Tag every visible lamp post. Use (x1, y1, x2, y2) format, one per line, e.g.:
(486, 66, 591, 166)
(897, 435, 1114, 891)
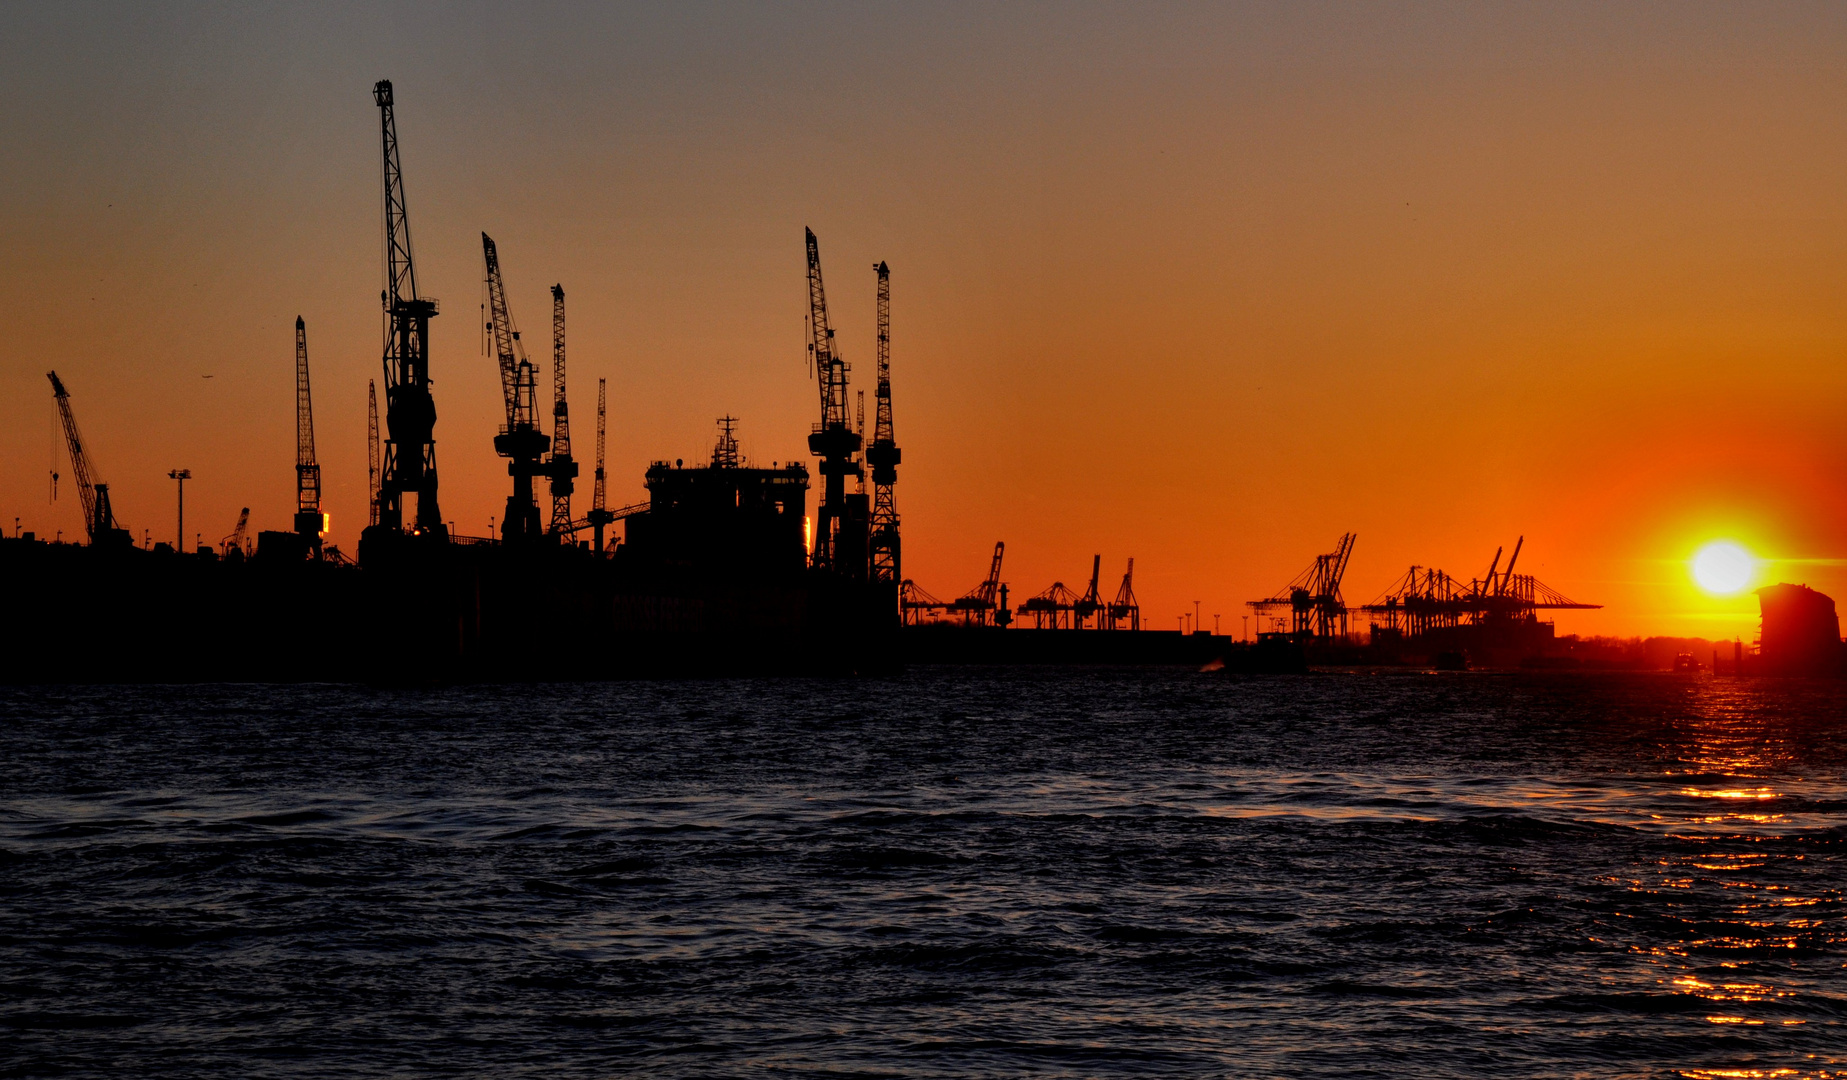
(167, 469, 191, 552)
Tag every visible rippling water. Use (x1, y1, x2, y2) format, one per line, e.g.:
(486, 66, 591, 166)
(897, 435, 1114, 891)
(3, 670, 1844, 1077)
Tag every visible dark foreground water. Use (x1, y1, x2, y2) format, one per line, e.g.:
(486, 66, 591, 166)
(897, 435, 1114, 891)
(2, 670, 1844, 1078)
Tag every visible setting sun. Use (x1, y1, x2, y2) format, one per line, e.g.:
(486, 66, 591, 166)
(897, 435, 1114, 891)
(1692, 541, 1756, 595)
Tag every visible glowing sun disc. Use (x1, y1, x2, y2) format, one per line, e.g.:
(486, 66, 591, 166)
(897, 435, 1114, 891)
(1692, 541, 1755, 595)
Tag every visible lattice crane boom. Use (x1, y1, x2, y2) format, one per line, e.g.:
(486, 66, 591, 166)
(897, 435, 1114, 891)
(294, 317, 321, 546)
(803, 228, 863, 577)
(1327, 532, 1355, 602)
(866, 260, 901, 591)
(366, 380, 380, 527)
(482, 232, 549, 542)
(482, 233, 524, 426)
(378, 83, 418, 315)
(980, 541, 1005, 607)
(46, 371, 123, 546)
(806, 229, 849, 431)
(585, 377, 614, 554)
(547, 283, 576, 534)
(593, 379, 607, 514)
(222, 507, 249, 557)
(370, 79, 443, 540)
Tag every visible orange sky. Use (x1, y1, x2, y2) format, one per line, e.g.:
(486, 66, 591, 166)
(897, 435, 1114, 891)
(3, 4, 1844, 640)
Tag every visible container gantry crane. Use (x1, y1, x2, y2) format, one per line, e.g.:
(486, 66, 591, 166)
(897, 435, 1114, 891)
(1360, 538, 1599, 636)
(803, 229, 866, 579)
(1073, 555, 1103, 628)
(1248, 533, 1356, 641)
(1361, 565, 1465, 637)
(866, 260, 901, 595)
(949, 542, 1010, 626)
(482, 233, 550, 544)
(1019, 580, 1081, 630)
(293, 317, 322, 556)
(365, 80, 445, 552)
(46, 371, 130, 548)
(1107, 558, 1140, 630)
(899, 579, 951, 625)
(547, 283, 577, 537)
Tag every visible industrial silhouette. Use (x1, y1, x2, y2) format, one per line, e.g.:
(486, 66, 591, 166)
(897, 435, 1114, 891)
(19, 77, 1822, 682)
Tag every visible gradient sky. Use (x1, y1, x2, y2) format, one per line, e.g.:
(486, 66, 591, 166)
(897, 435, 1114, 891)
(3, 2, 1845, 639)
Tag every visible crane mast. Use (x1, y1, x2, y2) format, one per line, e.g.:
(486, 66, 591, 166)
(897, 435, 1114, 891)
(368, 79, 445, 547)
(586, 377, 613, 554)
(293, 317, 322, 554)
(593, 379, 607, 513)
(803, 228, 865, 578)
(547, 283, 577, 536)
(366, 380, 380, 527)
(866, 260, 901, 593)
(46, 371, 128, 547)
(482, 233, 550, 543)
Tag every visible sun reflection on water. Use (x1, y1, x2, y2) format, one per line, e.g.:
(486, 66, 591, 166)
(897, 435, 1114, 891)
(1682, 788, 1779, 800)
(1606, 682, 1846, 1075)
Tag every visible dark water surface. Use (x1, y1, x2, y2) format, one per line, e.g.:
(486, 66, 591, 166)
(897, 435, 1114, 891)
(3, 670, 1844, 1078)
